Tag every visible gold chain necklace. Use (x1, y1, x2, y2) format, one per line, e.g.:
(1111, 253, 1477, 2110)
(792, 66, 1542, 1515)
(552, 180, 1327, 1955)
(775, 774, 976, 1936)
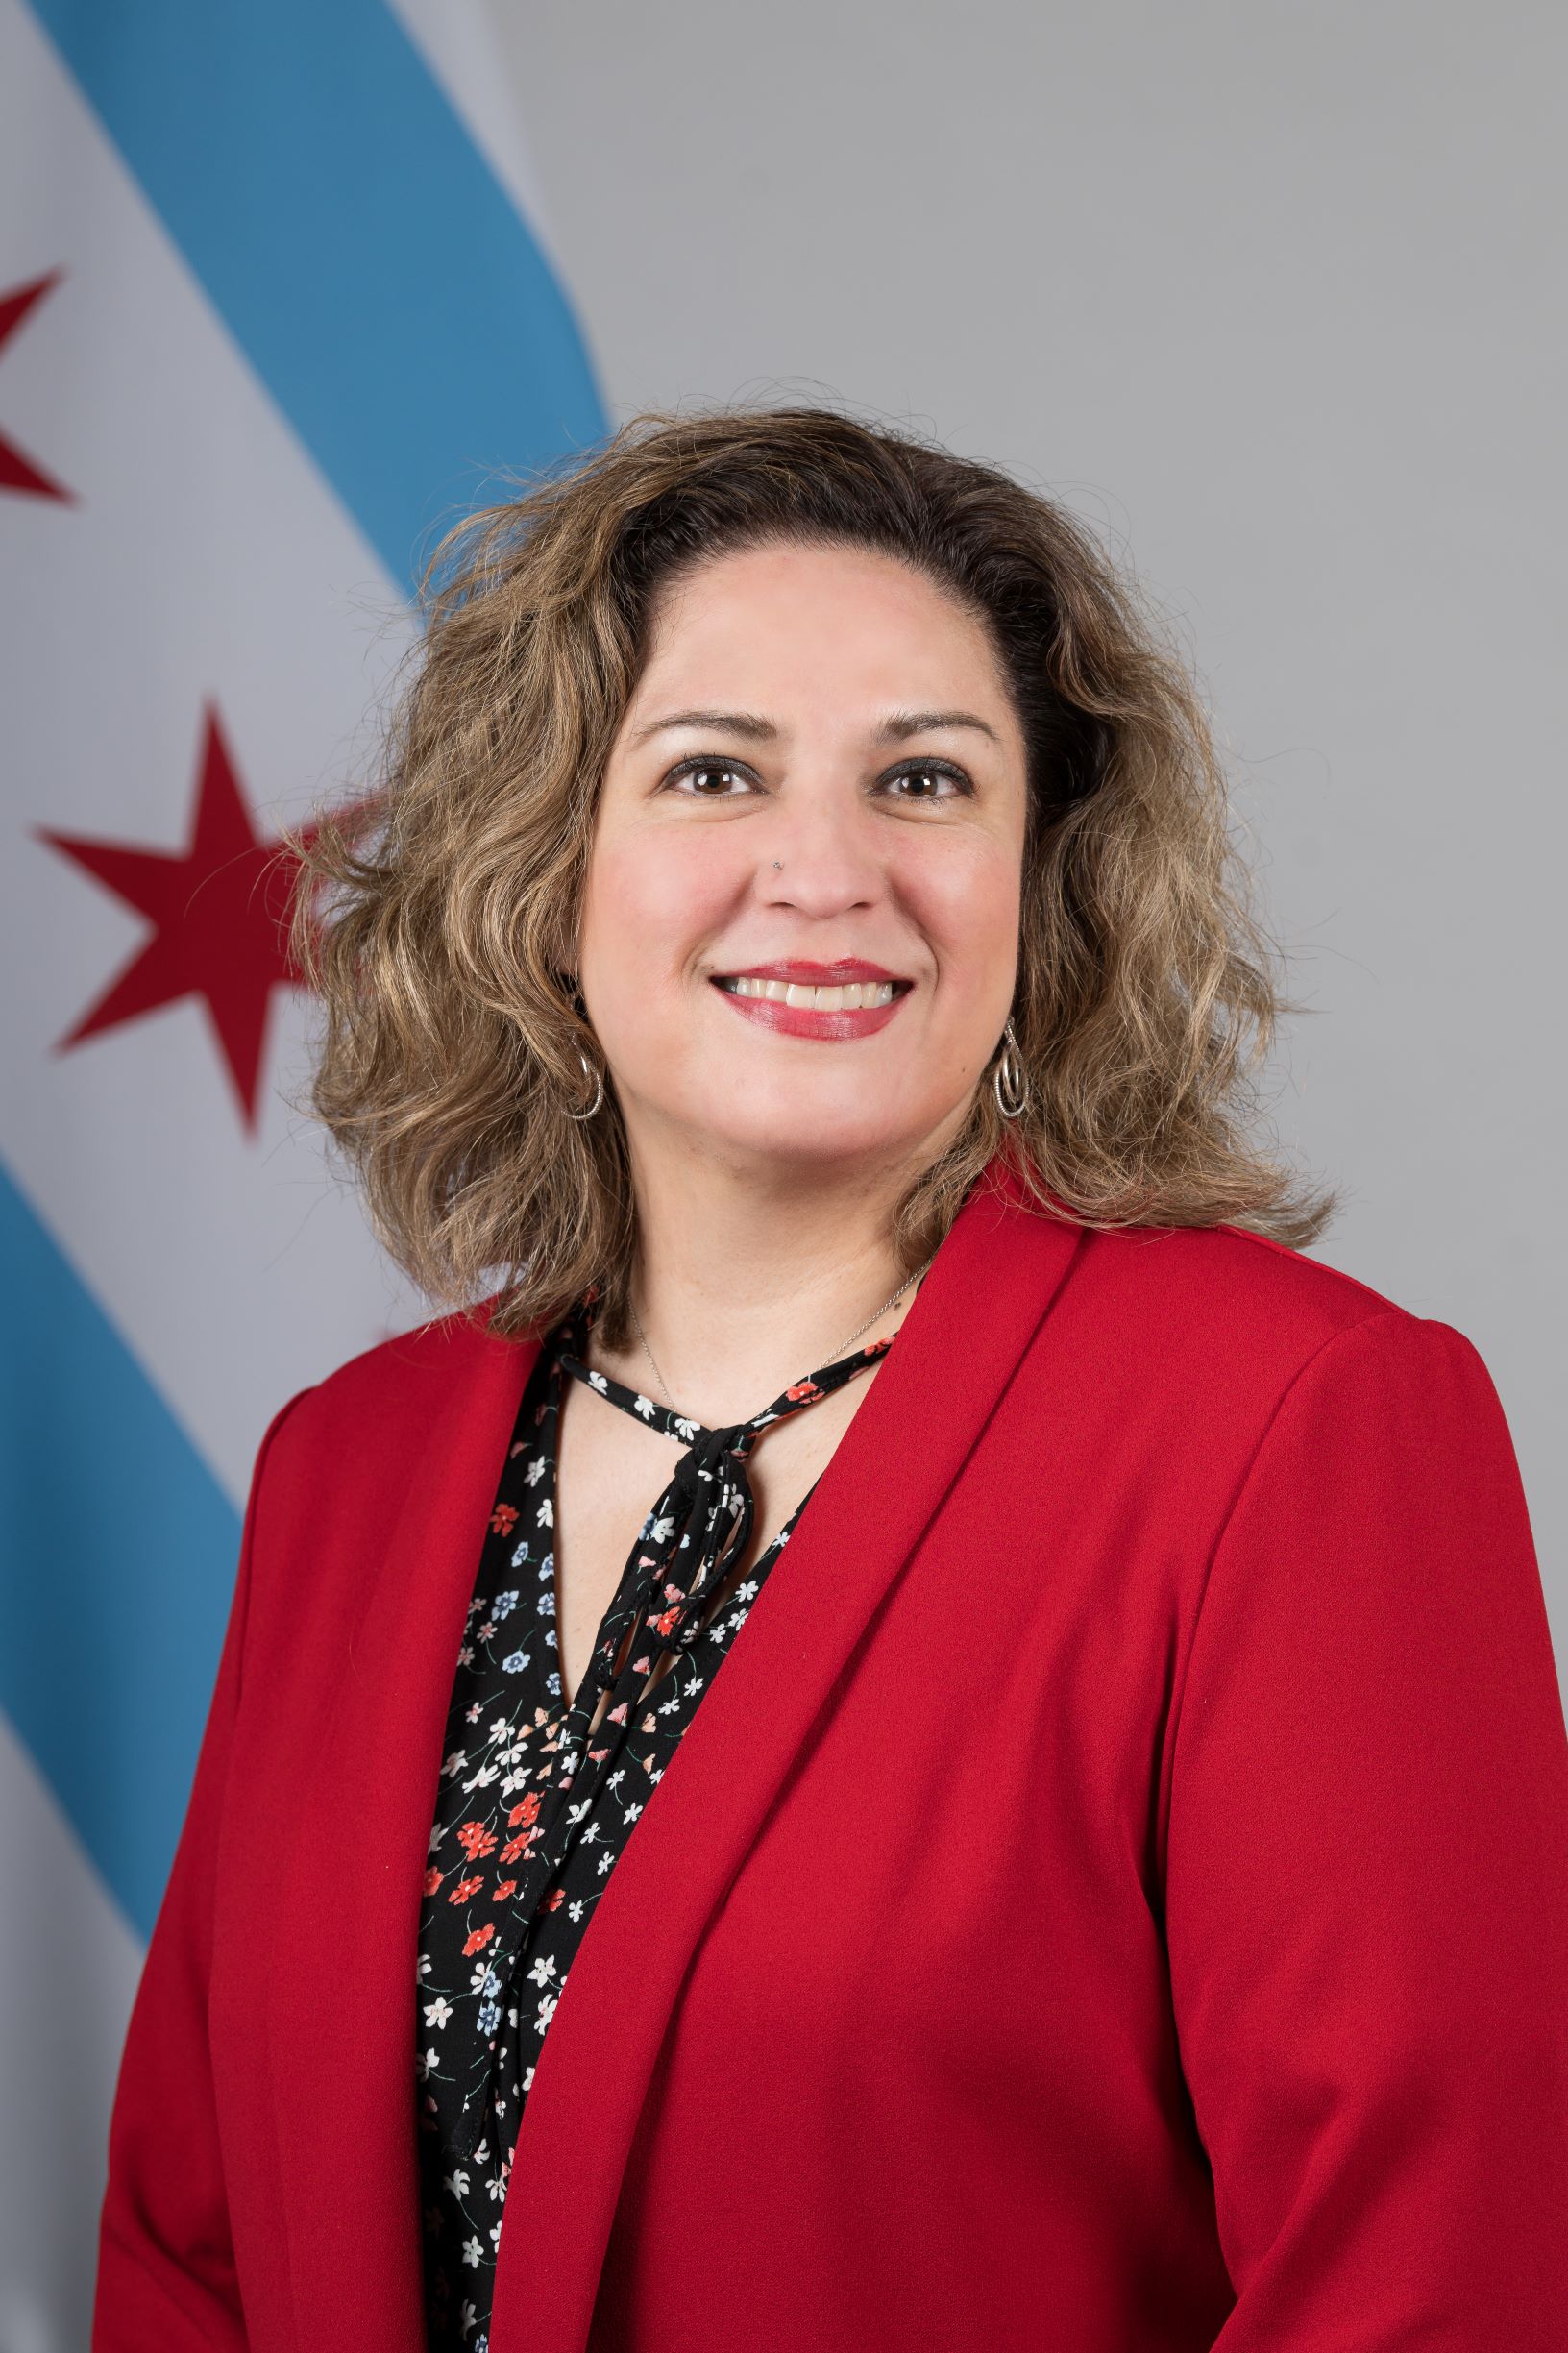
(626, 1251, 937, 1422)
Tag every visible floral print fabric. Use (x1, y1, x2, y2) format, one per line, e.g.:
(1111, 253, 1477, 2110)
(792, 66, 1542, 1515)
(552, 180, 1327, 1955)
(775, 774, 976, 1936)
(415, 1280, 919, 2351)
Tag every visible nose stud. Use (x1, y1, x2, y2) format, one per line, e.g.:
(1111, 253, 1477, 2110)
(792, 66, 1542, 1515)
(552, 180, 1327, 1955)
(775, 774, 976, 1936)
(772, 859, 783, 870)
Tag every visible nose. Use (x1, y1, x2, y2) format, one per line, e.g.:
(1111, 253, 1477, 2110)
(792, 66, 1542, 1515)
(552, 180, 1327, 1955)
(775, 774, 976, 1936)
(758, 793, 882, 914)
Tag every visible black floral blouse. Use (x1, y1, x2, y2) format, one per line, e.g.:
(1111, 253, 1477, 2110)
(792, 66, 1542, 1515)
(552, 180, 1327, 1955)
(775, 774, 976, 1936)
(414, 1278, 923, 2352)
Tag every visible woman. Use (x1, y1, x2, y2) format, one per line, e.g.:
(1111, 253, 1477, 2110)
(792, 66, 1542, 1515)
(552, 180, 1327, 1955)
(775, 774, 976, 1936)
(93, 406, 1568, 2352)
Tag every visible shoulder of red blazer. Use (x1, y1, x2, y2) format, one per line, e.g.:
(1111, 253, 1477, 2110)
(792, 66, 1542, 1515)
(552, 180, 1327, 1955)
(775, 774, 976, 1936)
(251, 1287, 527, 1504)
(1040, 1214, 1464, 1430)
(1012, 1180, 1433, 1377)
(992, 1153, 1426, 1367)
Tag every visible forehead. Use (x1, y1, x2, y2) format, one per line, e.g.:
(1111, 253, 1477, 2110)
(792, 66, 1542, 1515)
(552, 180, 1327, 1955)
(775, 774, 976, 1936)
(628, 541, 1016, 722)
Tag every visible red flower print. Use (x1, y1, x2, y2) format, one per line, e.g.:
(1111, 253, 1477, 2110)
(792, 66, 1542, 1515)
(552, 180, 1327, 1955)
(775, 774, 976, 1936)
(786, 1378, 823, 1403)
(449, 1875, 484, 1904)
(507, 1794, 540, 1829)
(544, 1888, 567, 1912)
(423, 1868, 445, 1897)
(490, 1502, 519, 1537)
(457, 1822, 498, 1862)
(494, 1879, 517, 1901)
(463, 1924, 496, 1957)
(649, 1606, 680, 1636)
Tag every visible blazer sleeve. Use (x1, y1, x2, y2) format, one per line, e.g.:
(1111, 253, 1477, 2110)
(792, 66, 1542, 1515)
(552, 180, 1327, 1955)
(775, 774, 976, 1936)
(92, 1383, 316, 2353)
(1164, 1309, 1568, 2348)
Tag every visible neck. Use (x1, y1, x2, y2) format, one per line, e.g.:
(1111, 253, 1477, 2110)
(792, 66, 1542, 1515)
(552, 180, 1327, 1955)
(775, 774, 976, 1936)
(600, 1136, 941, 1426)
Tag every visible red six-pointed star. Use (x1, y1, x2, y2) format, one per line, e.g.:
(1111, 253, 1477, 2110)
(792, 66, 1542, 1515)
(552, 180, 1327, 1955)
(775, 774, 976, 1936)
(37, 701, 363, 1133)
(0, 269, 73, 502)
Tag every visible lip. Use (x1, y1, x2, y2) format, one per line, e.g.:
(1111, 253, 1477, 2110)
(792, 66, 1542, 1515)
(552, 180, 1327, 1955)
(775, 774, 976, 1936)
(708, 967, 913, 1042)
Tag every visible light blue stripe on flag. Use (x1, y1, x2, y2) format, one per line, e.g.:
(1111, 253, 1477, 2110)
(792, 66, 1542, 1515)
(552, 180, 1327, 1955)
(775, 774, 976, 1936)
(0, 1158, 243, 1942)
(7, 6, 608, 1933)
(25, 0, 608, 592)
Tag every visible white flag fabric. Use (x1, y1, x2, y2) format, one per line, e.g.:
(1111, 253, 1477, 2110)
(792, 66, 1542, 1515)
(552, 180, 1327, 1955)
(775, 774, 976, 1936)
(0, 3, 603, 2341)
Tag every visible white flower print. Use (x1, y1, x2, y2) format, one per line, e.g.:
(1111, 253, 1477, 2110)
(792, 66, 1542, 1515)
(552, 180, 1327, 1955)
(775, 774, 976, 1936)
(416, 1287, 882, 2351)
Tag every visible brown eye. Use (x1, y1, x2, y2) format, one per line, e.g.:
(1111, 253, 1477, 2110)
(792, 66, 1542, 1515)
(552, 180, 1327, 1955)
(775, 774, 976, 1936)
(664, 758, 753, 796)
(885, 761, 971, 800)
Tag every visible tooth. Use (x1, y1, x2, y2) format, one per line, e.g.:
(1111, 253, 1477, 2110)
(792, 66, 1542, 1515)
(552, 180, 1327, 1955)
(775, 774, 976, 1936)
(762, 979, 790, 1002)
(841, 984, 863, 1009)
(783, 983, 812, 1007)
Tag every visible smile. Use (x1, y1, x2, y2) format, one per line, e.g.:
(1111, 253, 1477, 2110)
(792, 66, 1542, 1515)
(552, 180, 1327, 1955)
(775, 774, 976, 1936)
(709, 974, 912, 1040)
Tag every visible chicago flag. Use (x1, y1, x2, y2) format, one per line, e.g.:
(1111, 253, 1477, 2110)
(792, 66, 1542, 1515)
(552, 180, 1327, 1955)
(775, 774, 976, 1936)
(0, 4, 605, 2341)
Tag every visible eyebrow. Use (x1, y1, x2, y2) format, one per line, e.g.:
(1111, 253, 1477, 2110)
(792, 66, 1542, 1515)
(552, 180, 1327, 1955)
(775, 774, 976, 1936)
(627, 706, 1003, 748)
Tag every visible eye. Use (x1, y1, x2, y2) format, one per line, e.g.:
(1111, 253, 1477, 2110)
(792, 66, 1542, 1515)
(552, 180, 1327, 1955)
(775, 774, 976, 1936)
(663, 754, 973, 801)
(661, 756, 756, 797)
(882, 758, 973, 801)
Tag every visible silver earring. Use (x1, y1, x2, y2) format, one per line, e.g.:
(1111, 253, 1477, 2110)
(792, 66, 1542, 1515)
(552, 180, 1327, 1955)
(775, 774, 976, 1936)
(563, 1047, 604, 1120)
(992, 1017, 1029, 1120)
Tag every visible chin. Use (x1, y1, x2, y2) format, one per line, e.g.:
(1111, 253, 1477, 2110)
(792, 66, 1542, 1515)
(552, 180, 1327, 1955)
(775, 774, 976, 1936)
(694, 1102, 936, 1170)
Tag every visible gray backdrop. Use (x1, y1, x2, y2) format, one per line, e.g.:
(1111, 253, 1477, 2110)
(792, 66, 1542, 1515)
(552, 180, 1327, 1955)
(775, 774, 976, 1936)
(489, 0, 1566, 1664)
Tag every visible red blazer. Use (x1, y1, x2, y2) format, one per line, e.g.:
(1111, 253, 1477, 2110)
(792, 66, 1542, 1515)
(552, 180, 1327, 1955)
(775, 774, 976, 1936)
(94, 1155, 1568, 2351)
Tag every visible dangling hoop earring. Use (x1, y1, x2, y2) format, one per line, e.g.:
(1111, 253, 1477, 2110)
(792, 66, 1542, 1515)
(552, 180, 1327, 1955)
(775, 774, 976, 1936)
(563, 1047, 604, 1121)
(992, 1017, 1030, 1120)
(558, 968, 604, 1120)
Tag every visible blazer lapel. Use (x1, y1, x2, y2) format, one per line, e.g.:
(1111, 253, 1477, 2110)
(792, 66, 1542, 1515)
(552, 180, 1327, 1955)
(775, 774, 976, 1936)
(490, 1154, 1085, 2353)
(266, 1311, 539, 2351)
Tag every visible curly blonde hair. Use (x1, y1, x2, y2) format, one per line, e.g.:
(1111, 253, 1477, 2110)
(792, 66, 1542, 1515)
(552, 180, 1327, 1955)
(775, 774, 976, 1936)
(281, 401, 1333, 1352)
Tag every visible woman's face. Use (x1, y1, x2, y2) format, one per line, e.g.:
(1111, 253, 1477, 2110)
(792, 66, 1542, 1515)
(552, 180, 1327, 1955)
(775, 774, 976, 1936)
(576, 539, 1030, 1183)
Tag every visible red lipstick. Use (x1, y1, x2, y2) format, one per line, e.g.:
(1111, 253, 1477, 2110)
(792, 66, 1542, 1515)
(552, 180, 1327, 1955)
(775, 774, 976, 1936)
(707, 958, 913, 1042)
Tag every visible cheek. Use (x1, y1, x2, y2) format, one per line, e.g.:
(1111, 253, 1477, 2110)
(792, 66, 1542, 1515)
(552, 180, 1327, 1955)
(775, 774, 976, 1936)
(584, 832, 734, 975)
(905, 837, 1021, 978)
